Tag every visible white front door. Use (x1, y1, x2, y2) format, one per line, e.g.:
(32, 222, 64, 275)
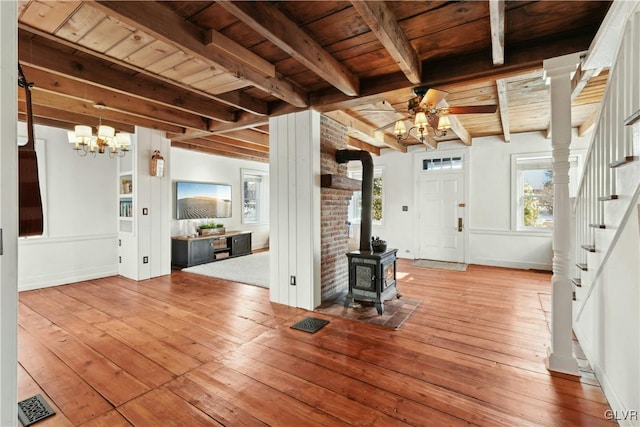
(417, 169, 465, 262)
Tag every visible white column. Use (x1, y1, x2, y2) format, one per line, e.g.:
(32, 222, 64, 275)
(269, 111, 321, 310)
(0, 0, 18, 424)
(543, 53, 581, 375)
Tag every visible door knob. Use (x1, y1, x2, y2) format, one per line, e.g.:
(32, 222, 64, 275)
(458, 217, 463, 232)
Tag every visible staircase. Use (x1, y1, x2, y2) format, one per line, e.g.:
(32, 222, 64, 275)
(573, 8, 640, 315)
(571, 5, 640, 421)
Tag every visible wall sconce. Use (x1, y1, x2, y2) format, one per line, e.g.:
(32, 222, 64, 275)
(150, 150, 165, 177)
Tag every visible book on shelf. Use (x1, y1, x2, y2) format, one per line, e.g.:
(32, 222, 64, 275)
(119, 200, 133, 217)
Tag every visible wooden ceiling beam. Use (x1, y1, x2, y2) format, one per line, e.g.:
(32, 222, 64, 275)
(208, 116, 270, 134)
(438, 100, 471, 145)
(219, 1, 359, 97)
(18, 22, 268, 117)
(218, 129, 269, 148)
(196, 135, 269, 154)
(188, 138, 268, 157)
(347, 137, 381, 156)
(489, 0, 505, 66)
(324, 110, 407, 153)
(18, 100, 135, 133)
(168, 115, 271, 142)
(18, 112, 93, 131)
(93, 1, 308, 108)
(218, 90, 269, 117)
(21, 65, 209, 131)
(172, 141, 268, 163)
(204, 29, 275, 78)
(19, 89, 184, 134)
(18, 30, 237, 123)
(350, 1, 421, 85)
(495, 78, 511, 142)
(311, 30, 596, 112)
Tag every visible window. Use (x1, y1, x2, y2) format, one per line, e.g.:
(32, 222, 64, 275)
(513, 155, 579, 230)
(241, 169, 269, 224)
(422, 156, 463, 171)
(348, 167, 383, 225)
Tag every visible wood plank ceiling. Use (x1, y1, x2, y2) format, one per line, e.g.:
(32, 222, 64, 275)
(17, 1, 611, 162)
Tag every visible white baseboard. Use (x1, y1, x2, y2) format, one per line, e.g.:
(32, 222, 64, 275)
(574, 324, 639, 426)
(18, 265, 119, 291)
(470, 256, 551, 271)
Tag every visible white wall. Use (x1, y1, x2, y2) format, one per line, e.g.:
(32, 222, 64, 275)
(468, 131, 587, 269)
(18, 122, 118, 290)
(170, 147, 269, 250)
(348, 146, 419, 259)
(366, 130, 589, 269)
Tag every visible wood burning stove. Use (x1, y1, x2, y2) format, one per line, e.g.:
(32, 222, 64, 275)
(345, 248, 399, 315)
(335, 149, 400, 315)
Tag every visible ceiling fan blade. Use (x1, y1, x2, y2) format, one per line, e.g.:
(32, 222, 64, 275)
(359, 109, 398, 113)
(419, 88, 448, 109)
(446, 105, 498, 114)
(375, 115, 410, 131)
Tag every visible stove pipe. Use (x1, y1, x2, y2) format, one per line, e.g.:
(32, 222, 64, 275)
(335, 149, 373, 252)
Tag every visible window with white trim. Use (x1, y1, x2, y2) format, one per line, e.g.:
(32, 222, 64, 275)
(512, 154, 579, 230)
(348, 167, 383, 225)
(241, 169, 269, 224)
(422, 156, 463, 171)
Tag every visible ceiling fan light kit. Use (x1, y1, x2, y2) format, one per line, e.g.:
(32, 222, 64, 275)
(385, 86, 496, 147)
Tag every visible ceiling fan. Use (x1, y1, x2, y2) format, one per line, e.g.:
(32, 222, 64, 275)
(373, 86, 498, 145)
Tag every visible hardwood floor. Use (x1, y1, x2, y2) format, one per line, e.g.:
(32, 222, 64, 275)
(17, 260, 614, 426)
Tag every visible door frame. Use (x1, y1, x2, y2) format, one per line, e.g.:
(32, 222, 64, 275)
(413, 148, 470, 263)
(0, 1, 19, 424)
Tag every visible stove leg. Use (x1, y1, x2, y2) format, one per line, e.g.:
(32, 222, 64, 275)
(375, 300, 384, 315)
(344, 294, 354, 307)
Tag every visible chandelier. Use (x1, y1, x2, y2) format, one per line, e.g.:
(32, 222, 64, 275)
(393, 112, 451, 144)
(67, 105, 131, 157)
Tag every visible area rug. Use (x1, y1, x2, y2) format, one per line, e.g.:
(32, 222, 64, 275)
(315, 292, 421, 330)
(412, 259, 468, 271)
(182, 251, 269, 288)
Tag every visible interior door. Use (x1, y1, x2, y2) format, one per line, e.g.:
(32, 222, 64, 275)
(418, 170, 465, 262)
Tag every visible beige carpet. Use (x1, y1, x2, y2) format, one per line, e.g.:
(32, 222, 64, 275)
(182, 252, 269, 288)
(413, 259, 468, 271)
(315, 292, 421, 330)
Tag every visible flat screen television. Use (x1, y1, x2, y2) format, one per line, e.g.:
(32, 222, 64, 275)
(175, 181, 232, 220)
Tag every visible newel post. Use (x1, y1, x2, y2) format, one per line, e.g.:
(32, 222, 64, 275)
(543, 53, 581, 375)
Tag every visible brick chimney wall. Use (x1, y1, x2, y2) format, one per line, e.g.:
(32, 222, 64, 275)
(320, 115, 353, 300)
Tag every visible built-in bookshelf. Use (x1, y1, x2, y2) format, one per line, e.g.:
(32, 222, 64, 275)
(118, 151, 134, 234)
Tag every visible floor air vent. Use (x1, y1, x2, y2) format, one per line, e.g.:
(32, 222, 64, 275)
(18, 394, 55, 427)
(290, 317, 329, 333)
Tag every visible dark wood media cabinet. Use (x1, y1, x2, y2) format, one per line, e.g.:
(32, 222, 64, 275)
(171, 231, 252, 268)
